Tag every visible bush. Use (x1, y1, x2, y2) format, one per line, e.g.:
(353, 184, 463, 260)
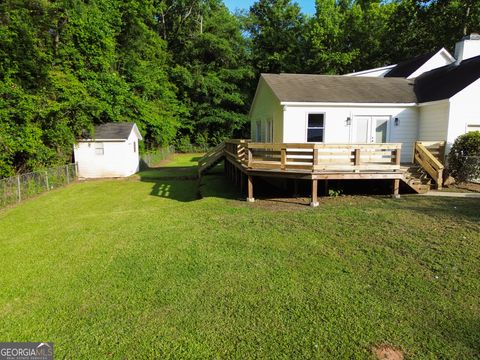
(447, 131, 480, 182)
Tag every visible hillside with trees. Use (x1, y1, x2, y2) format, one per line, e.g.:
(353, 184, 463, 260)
(0, 0, 478, 177)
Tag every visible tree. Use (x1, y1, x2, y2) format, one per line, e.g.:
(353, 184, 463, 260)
(244, 0, 308, 75)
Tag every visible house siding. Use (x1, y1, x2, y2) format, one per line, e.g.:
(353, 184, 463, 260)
(282, 105, 418, 162)
(448, 78, 480, 146)
(418, 101, 450, 143)
(250, 78, 283, 142)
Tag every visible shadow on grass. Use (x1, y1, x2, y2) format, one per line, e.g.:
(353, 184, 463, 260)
(396, 196, 480, 224)
(138, 162, 239, 203)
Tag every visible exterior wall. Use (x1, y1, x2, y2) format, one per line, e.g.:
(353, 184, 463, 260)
(408, 50, 454, 79)
(250, 78, 283, 142)
(448, 78, 480, 146)
(418, 101, 450, 143)
(282, 105, 418, 162)
(74, 131, 140, 178)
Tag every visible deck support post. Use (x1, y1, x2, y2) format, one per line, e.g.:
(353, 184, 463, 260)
(392, 179, 400, 199)
(310, 179, 319, 207)
(324, 180, 329, 196)
(247, 175, 254, 203)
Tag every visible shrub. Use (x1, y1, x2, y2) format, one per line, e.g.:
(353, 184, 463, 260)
(447, 131, 480, 182)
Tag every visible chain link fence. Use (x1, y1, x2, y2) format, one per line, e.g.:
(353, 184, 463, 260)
(140, 146, 175, 170)
(0, 163, 78, 208)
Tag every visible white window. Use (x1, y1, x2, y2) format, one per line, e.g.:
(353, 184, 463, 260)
(255, 121, 262, 142)
(307, 114, 325, 142)
(133, 141, 137, 153)
(94, 142, 104, 155)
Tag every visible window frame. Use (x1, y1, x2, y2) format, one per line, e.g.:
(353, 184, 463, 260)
(306, 113, 326, 143)
(94, 142, 104, 155)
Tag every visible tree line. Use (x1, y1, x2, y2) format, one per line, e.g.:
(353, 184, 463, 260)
(0, 0, 478, 177)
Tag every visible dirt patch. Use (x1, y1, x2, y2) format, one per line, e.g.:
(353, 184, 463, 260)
(373, 345, 404, 360)
(248, 197, 311, 211)
(452, 182, 480, 193)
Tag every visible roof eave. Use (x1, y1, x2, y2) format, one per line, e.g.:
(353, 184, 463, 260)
(280, 101, 418, 107)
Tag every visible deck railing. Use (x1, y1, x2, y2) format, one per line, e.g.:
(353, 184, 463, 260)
(225, 140, 402, 173)
(414, 141, 445, 189)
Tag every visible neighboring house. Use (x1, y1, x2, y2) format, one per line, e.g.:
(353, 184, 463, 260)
(74, 122, 142, 178)
(250, 34, 480, 162)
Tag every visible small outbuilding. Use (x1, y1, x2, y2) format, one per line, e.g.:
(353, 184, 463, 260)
(74, 122, 143, 178)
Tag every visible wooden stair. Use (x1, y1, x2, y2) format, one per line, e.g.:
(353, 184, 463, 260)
(402, 141, 446, 194)
(198, 142, 226, 177)
(403, 165, 433, 194)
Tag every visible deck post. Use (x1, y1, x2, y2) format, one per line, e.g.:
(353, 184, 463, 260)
(310, 179, 319, 207)
(247, 175, 254, 202)
(392, 179, 400, 199)
(324, 180, 329, 196)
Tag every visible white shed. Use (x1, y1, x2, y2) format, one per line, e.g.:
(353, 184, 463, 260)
(74, 122, 143, 178)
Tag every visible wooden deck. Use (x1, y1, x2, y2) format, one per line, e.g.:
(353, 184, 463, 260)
(198, 139, 446, 206)
(200, 140, 413, 206)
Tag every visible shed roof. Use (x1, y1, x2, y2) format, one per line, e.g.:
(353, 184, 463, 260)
(261, 73, 416, 103)
(414, 55, 480, 103)
(81, 122, 142, 141)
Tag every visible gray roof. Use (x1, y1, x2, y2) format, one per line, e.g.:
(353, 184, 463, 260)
(261, 73, 417, 103)
(86, 122, 138, 140)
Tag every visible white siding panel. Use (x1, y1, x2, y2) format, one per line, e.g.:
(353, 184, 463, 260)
(418, 102, 449, 142)
(283, 105, 418, 162)
(250, 79, 283, 142)
(448, 78, 480, 146)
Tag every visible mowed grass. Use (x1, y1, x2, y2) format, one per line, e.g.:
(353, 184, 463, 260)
(0, 154, 479, 359)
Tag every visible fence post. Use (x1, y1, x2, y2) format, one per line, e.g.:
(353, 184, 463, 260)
(45, 171, 49, 191)
(66, 165, 70, 184)
(16, 175, 21, 203)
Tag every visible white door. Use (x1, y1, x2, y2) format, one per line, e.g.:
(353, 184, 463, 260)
(353, 116, 390, 143)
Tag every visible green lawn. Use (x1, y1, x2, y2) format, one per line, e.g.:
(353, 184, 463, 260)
(0, 154, 479, 359)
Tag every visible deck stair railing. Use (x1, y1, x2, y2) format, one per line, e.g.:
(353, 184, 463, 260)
(198, 142, 226, 176)
(413, 141, 445, 189)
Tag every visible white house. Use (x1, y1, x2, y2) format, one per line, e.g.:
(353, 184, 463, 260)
(74, 122, 143, 178)
(250, 34, 480, 163)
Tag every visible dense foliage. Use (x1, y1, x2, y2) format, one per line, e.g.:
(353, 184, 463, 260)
(1, 0, 478, 177)
(447, 131, 480, 182)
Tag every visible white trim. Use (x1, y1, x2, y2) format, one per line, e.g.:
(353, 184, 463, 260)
(281, 102, 417, 107)
(344, 64, 396, 76)
(305, 112, 326, 143)
(407, 48, 456, 79)
(438, 47, 456, 63)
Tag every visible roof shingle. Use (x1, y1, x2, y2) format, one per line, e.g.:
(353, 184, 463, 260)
(85, 122, 136, 140)
(261, 74, 417, 103)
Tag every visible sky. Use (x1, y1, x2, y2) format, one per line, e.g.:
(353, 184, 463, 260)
(223, 0, 316, 15)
